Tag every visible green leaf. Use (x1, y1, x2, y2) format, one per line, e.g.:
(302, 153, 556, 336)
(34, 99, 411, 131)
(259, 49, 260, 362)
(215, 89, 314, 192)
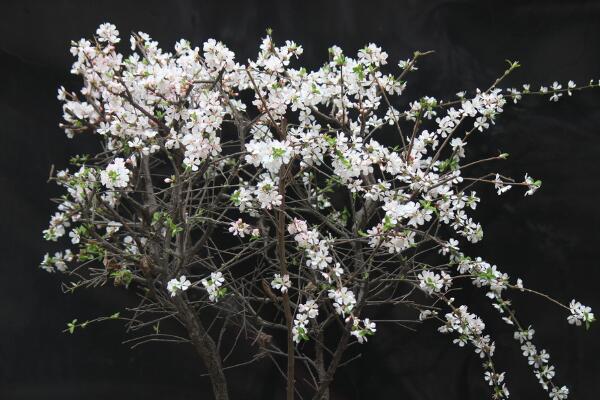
(335, 54, 346, 66)
(67, 319, 78, 334)
(111, 269, 133, 288)
(505, 59, 521, 70)
(352, 64, 365, 80)
(383, 215, 394, 231)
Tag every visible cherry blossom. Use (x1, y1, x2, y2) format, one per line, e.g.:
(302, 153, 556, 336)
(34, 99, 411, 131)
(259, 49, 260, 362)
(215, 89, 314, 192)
(167, 275, 191, 297)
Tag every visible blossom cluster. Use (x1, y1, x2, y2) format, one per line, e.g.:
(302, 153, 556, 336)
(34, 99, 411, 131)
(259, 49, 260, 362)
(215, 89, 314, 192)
(167, 275, 191, 297)
(567, 300, 595, 328)
(201, 272, 226, 302)
(439, 305, 509, 398)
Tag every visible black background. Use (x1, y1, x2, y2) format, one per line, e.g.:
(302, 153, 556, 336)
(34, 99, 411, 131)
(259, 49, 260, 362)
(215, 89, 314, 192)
(1, 0, 599, 399)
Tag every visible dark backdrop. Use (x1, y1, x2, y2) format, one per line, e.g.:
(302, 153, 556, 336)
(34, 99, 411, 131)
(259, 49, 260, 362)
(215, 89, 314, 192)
(1, 0, 599, 399)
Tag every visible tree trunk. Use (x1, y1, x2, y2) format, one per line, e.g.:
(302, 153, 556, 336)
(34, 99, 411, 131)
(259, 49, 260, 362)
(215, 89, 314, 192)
(174, 296, 229, 400)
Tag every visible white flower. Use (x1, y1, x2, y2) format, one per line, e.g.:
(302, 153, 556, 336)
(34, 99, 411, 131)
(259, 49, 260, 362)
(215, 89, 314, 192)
(398, 59, 417, 71)
(515, 278, 524, 291)
(358, 43, 388, 66)
(508, 87, 522, 103)
(328, 287, 356, 316)
(264, 55, 284, 73)
(40, 253, 55, 273)
(440, 238, 459, 255)
(287, 218, 308, 235)
(69, 230, 81, 244)
(524, 174, 541, 196)
(298, 300, 319, 319)
(521, 341, 537, 357)
(271, 273, 291, 294)
(96, 23, 120, 43)
(167, 275, 191, 297)
(123, 235, 141, 255)
(494, 173, 512, 195)
(567, 80, 576, 96)
(245, 139, 293, 173)
(384, 230, 416, 254)
(40, 250, 72, 273)
(438, 305, 486, 348)
(550, 81, 563, 102)
(536, 364, 556, 382)
(201, 271, 226, 302)
(383, 200, 419, 225)
(484, 371, 506, 386)
(351, 318, 377, 344)
(418, 270, 445, 295)
(474, 116, 489, 132)
(231, 187, 253, 212)
(294, 313, 309, 326)
(100, 158, 130, 189)
(567, 300, 595, 327)
(419, 309, 437, 321)
(306, 247, 332, 270)
(514, 326, 535, 343)
(106, 221, 122, 236)
(228, 219, 252, 237)
(292, 324, 308, 343)
(549, 386, 569, 400)
(450, 137, 466, 158)
(256, 176, 282, 210)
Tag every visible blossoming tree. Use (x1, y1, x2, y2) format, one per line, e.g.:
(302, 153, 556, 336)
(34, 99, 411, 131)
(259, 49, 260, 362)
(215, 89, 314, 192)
(41, 23, 596, 400)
